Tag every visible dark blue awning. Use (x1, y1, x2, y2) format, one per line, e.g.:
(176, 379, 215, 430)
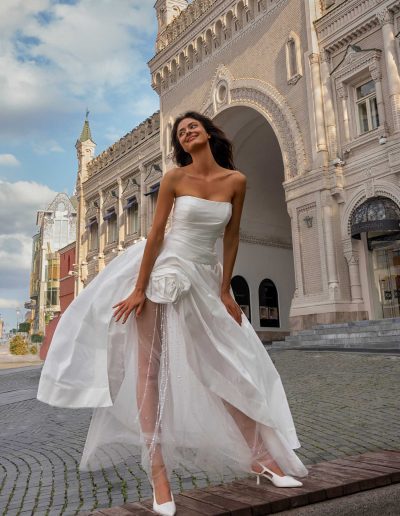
(144, 182, 160, 196)
(103, 208, 116, 221)
(85, 218, 97, 229)
(123, 197, 138, 210)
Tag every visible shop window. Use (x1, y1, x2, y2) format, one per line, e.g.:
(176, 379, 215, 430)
(231, 275, 251, 322)
(258, 279, 280, 327)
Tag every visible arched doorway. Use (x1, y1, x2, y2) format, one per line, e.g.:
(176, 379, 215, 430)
(214, 105, 295, 334)
(231, 275, 251, 322)
(351, 196, 400, 318)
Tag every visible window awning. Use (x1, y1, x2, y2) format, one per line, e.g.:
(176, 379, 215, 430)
(144, 182, 160, 196)
(351, 196, 400, 239)
(123, 197, 138, 210)
(85, 218, 97, 229)
(103, 208, 116, 221)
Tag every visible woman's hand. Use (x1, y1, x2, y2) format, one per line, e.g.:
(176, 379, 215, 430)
(112, 288, 146, 324)
(221, 291, 242, 326)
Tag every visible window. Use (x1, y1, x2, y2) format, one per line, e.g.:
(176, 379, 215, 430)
(288, 39, 297, 76)
(104, 209, 117, 244)
(88, 219, 98, 251)
(126, 198, 139, 235)
(46, 287, 59, 307)
(355, 79, 379, 134)
(285, 32, 302, 85)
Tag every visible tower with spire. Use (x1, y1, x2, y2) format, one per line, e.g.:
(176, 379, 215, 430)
(75, 112, 96, 293)
(154, 0, 189, 51)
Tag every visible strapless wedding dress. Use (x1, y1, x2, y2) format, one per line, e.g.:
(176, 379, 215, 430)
(37, 195, 308, 480)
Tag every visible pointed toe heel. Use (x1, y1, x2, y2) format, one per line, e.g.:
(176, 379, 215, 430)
(152, 493, 176, 516)
(251, 462, 303, 488)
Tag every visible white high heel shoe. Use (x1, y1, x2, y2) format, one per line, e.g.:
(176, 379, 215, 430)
(251, 462, 303, 488)
(151, 481, 176, 516)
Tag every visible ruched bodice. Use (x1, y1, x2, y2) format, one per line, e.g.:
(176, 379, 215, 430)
(163, 195, 232, 265)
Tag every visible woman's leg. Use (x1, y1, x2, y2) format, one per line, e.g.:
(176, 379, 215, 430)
(222, 400, 285, 475)
(136, 299, 172, 503)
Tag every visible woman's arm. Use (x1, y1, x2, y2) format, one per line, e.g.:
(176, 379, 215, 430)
(220, 172, 247, 325)
(113, 169, 176, 323)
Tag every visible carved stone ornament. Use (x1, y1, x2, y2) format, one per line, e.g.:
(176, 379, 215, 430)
(377, 7, 393, 27)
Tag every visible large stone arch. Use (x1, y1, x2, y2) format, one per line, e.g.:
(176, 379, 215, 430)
(201, 65, 308, 181)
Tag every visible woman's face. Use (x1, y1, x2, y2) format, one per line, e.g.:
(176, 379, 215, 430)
(176, 117, 209, 154)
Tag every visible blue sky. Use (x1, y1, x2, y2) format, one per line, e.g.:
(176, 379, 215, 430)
(0, 0, 160, 331)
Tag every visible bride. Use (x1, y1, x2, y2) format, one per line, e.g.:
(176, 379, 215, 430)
(37, 111, 308, 516)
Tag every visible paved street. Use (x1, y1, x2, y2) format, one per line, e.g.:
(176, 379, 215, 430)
(0, 351, 399, 515)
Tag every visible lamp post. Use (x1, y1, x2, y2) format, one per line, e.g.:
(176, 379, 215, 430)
(16, 308, 21, 333)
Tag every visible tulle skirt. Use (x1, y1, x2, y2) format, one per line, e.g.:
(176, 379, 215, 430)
(37, 236, 308, 482)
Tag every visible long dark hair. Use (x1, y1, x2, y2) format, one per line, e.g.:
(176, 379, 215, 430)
(171, 111, 236, 170)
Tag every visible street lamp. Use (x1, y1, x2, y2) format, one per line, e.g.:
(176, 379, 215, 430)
(16, 308, 21, 332)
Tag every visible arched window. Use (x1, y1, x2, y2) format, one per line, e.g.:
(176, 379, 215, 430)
(231, 275, 251, 322)
(286, 32, 302, 85)
(258, 279, 280, 327)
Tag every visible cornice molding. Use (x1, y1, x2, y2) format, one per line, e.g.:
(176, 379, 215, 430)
(315, 0, 400, 53)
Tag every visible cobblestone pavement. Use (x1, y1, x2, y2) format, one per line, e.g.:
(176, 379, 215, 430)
(0, 351, 399, 515)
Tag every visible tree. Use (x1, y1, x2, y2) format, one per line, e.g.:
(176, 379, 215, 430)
(18, 322, 31, 333)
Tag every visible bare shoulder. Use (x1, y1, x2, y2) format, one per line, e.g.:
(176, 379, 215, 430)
(229, 170, 247, 194)
(161, 167, 183, 190)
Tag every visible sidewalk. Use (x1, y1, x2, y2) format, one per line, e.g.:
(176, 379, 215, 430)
(0, 350, 399, 515)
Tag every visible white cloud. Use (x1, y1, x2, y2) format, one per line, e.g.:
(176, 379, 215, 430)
(32, 140, 65, 155)
(0, 298, 21, 309)
(0, 234, 33, 271)
(0, 180, 57, 305)
(0, 180, 57, 235)
(0, 154, 20, 167)
(0, 0, 156, 140)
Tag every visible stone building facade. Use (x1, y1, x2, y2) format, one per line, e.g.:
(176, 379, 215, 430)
(75, 113, 162, 290)
(75, 0, 400, 337)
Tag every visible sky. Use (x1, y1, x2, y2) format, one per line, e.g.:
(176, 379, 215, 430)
(0, 0, 160, 332)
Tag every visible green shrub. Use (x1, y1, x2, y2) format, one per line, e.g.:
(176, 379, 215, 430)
(18, 322, 31, 333)
(9, 335, 29, 355)
(31, 334, 43, 343)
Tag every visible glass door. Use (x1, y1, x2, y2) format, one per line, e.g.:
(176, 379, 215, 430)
(372, 243, 400, 318)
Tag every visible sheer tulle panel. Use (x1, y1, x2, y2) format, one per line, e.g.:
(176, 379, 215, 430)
(136, 300, 173, 483)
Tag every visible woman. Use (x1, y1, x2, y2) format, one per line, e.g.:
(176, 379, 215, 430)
(37, 111, 308, 516)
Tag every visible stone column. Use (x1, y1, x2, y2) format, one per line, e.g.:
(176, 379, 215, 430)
(320, 50, 337, 158)
(309, 53, 328, 156)
(337, 84, 351, 144)
(98, 190, 105, 272)
(117, 178, 124, 254)
(369, 63, 386, 129)
(378, 7, 400, 132)
(139, 164, 147, 237)
(322, 201, 340, 300)
(344, 239, 363, 302)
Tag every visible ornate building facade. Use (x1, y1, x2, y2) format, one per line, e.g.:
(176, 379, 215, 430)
(76, 0, 400, 338)
(75, 113, 162, 290)
(28, 193, 77, 334)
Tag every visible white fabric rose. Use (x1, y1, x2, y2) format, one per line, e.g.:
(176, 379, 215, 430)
(146, 267, 191, 304)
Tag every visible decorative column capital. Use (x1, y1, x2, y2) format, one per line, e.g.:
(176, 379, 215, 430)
(377, 8, 393, 27)
(369, 63, 382, 82)
(336, 84, 348, 99)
